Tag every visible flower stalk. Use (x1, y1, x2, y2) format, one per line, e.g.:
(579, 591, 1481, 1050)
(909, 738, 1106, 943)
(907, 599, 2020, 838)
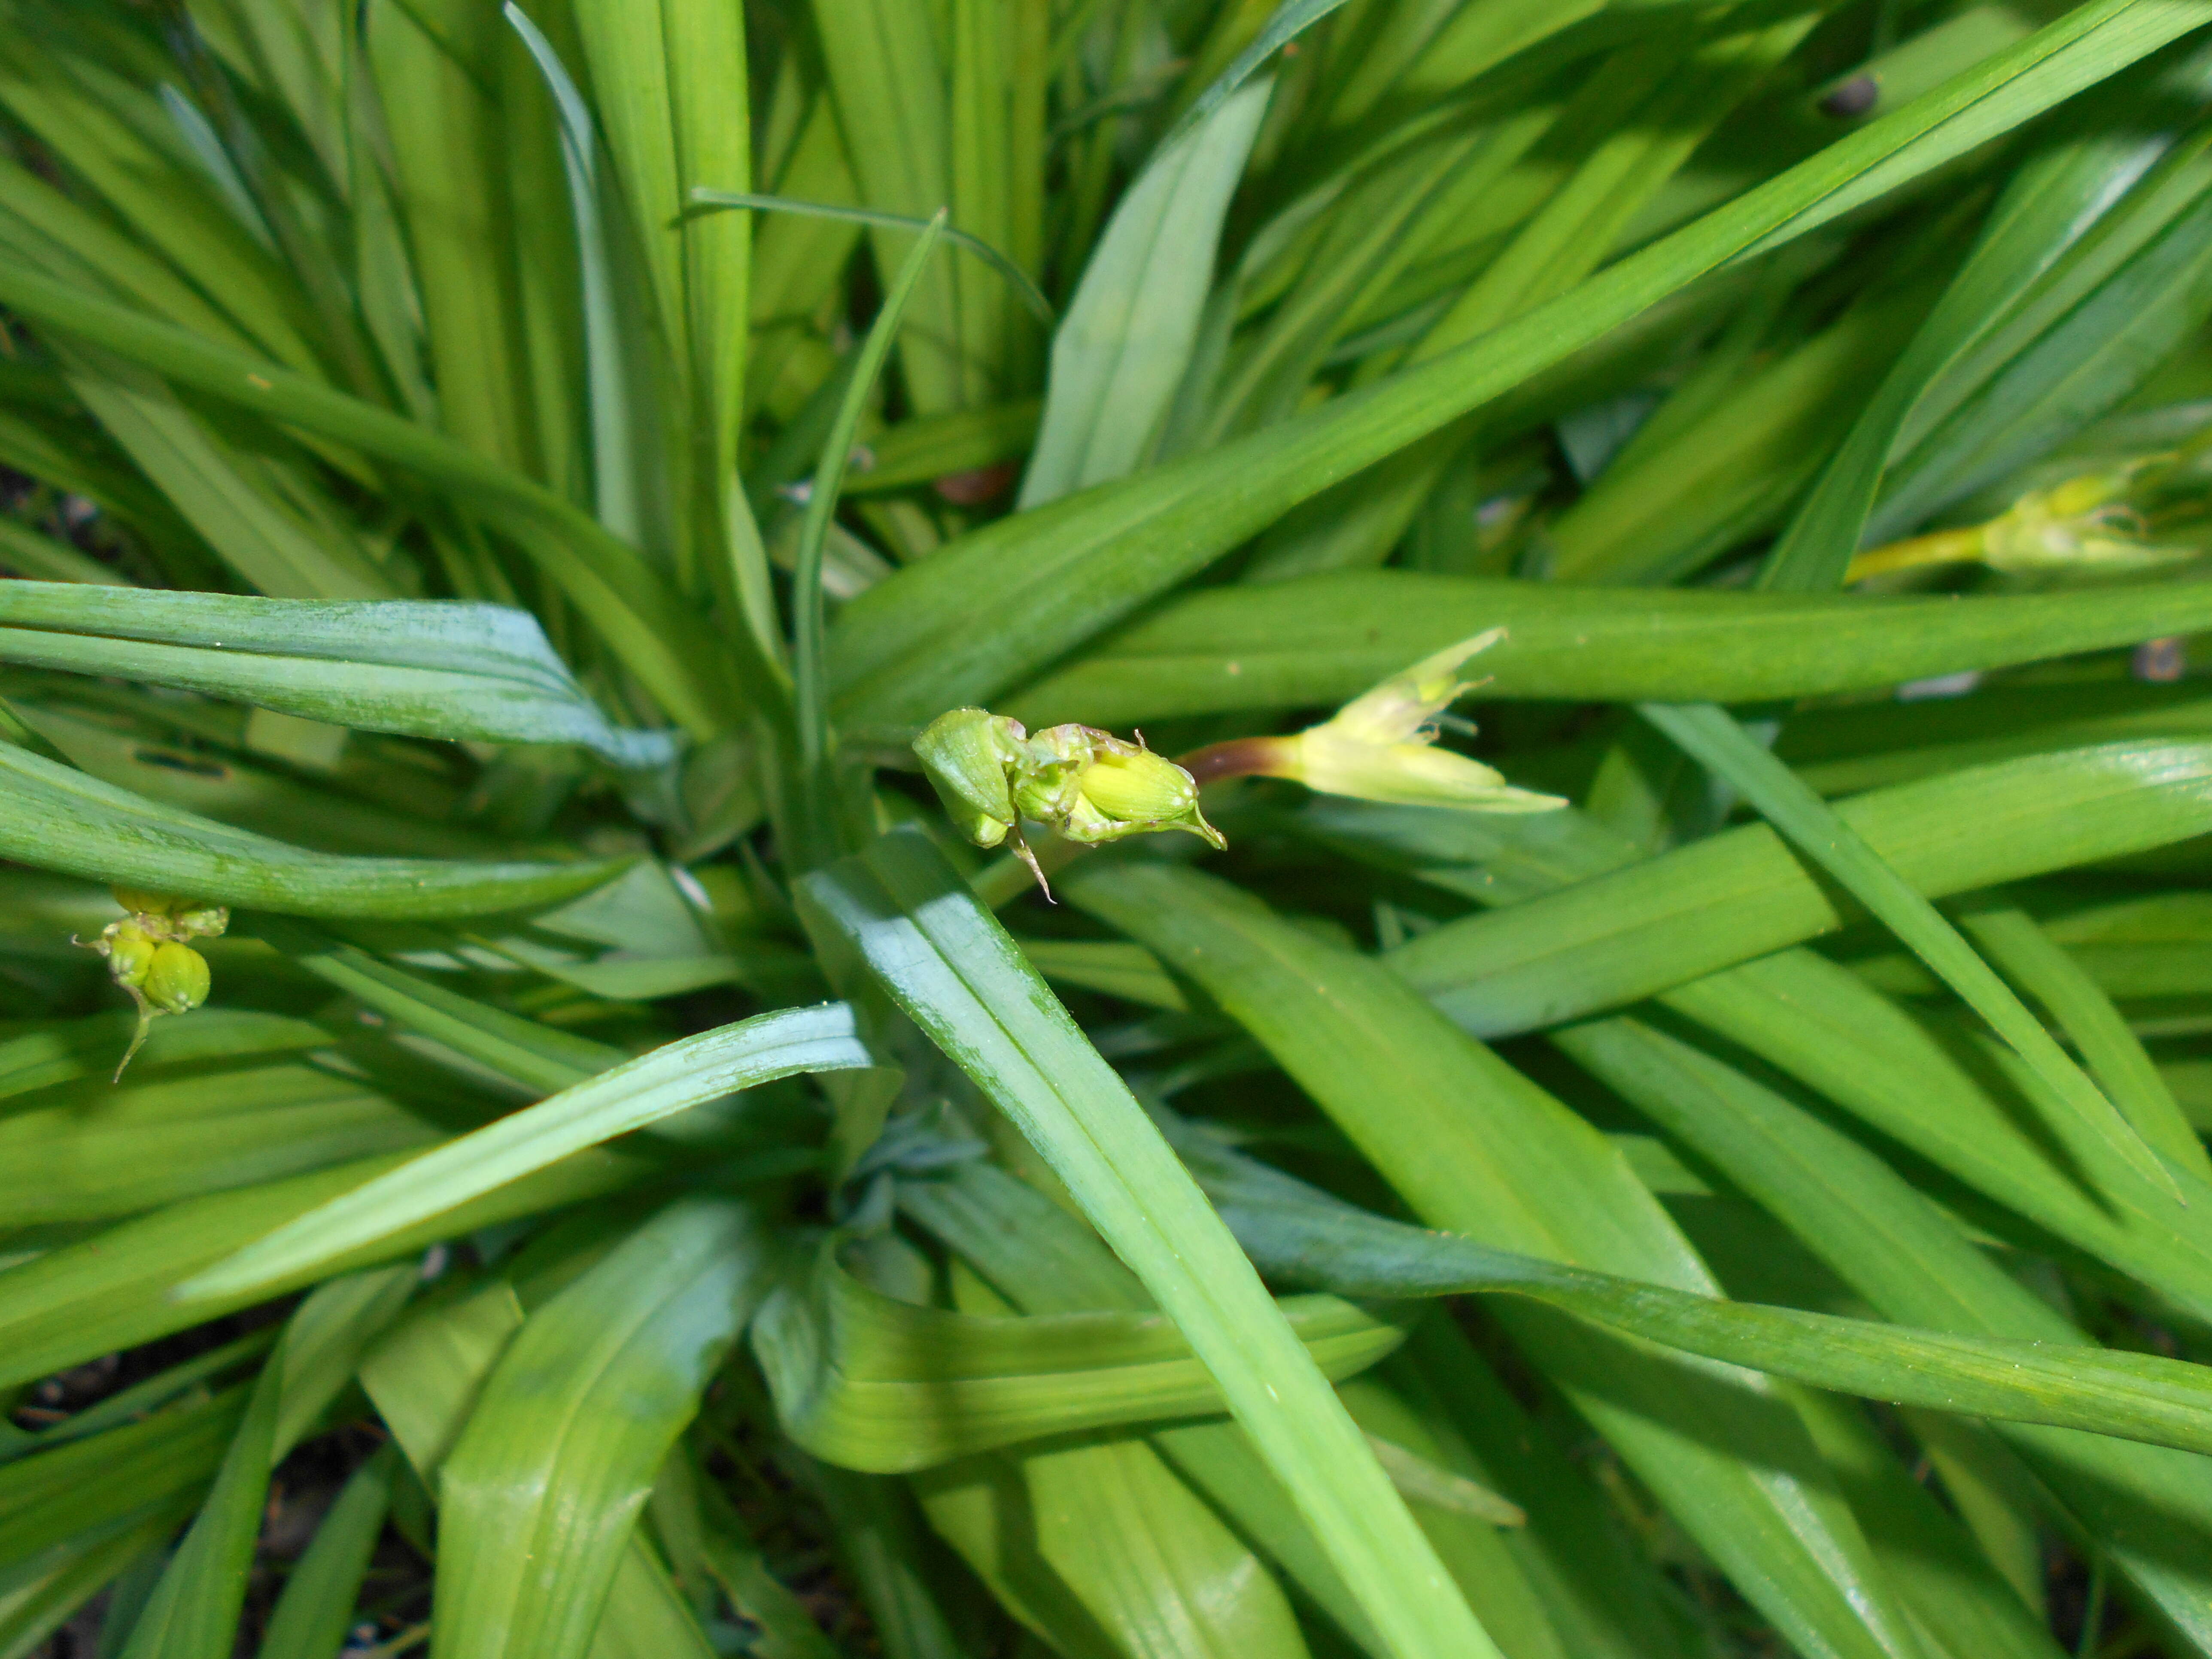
(920, 629, 1562, 898)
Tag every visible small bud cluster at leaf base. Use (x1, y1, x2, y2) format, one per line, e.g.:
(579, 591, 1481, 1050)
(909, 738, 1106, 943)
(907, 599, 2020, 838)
(914, 710, 1224, 895)
(1180, 629, 1568, 814)
(82, 885, 229, 1078)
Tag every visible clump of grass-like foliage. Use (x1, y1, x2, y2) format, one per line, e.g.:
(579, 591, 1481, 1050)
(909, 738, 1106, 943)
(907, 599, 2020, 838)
(9, 1, 2212, 1656)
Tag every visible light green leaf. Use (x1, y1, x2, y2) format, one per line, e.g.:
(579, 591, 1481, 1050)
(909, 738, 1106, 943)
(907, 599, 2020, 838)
(1066, 857, 1929, 1659)
(0, 260, 736, 740)
(177, 1003, 872, 1301)
(1389, 739, 2212, 1038)
(793, 213, 947, 851)
(0, 1146, 640, 1392)
(1764, 43, 2212, 588)
(256, 1445, 397, 1659)
(1187, 1131, 2212, 1461)
(1004, 568, 2212, 729)
(1959, 897, 2212, 1179)
(0, 740, 624, 918)
(1639, 700, 2176, 1197)
(439, 1197, 776, 1659)
(1018, 80, 1271, 508)
(502, 2, 639, 547)
(1553, 1010, 2212, 1647)
(831, 0, 2212, 729)
(357, 1276, 723, 1659)
(0, 580, 676, 765)
(117, 1267, 414, 1659)
(754, 1236, 1401, 1472)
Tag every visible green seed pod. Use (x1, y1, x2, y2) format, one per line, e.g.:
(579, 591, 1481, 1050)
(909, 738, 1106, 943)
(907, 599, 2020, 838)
(914, 708, 1030, 850)
(111, 885, 179, 918)
(143, 942, 210, 1015)
(103, 922, 157, 989)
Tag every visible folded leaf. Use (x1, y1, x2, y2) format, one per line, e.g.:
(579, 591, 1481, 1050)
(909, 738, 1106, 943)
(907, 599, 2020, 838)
(754, 1238, 1404, 1472)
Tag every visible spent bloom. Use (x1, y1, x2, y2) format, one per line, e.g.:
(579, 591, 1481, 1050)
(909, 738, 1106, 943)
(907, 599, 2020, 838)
(1848, 464, 2200, 583)
(1182, 629, 1565, 813)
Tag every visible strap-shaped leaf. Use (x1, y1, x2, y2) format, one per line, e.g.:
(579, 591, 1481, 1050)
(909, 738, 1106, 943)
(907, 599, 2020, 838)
(113, 1267, 414, 1659)
(1390, 738, 2212, 1037)
(0, 741, 624, 918)
(796, 827, 1498, 1659)
(1188, 1132, 2212, 1461)
(440, 1198, 778, 1659)
(1017, 79, 1270, 508)
(0, 581, 677, 766)
(1323, 795, 2212, 1336)
(0, 263, 737, 740)
(1003, 568, 2212, 729)
(753, 1237, 1403, 1472)
(1641, 700, 2176, 1197)
(0, 1147, 642, 1395)
(1066, 856, 1934, 1659)
(1765, 44, 2212, 589)
(177, 1003, 874, 1301)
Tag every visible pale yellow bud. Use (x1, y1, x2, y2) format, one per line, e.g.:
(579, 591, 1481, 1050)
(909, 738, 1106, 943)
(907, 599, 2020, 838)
(111, 886, 179, 918)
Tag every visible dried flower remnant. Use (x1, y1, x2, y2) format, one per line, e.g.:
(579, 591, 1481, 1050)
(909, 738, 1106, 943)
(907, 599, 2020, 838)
(1180, 629, 1567, 812)
(1848, 464, 2202, 583)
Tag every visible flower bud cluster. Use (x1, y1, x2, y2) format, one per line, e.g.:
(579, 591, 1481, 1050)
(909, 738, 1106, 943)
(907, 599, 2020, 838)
(84, 886, 228, 1076)
(914, 710, 1224, 893)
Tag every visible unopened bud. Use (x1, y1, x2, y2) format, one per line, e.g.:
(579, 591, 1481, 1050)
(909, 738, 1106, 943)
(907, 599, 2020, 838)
(1849, 461, 2199, 581)
(913, 708, 1229, 896)
(143, 943, 210, 1015)
(111, 886, 179, 918)
(1062, 738, 1224, 848)
(102, 922, 156, 989)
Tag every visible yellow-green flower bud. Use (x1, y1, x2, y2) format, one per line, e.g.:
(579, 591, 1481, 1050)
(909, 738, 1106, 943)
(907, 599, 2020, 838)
(143, 942, 210, 1016)
(103, 922, 156, 989)
(111, 885, 179, 918)
(1059, 737, 1224, 848)
(914, 708, 1030, 850)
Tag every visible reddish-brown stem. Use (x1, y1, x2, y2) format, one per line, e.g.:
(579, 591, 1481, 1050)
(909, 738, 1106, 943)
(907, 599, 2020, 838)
(1176, 735, 1292, 790)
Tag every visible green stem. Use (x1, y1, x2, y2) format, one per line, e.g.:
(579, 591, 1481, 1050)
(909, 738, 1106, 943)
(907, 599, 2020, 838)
(792, 212, 948, 861)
